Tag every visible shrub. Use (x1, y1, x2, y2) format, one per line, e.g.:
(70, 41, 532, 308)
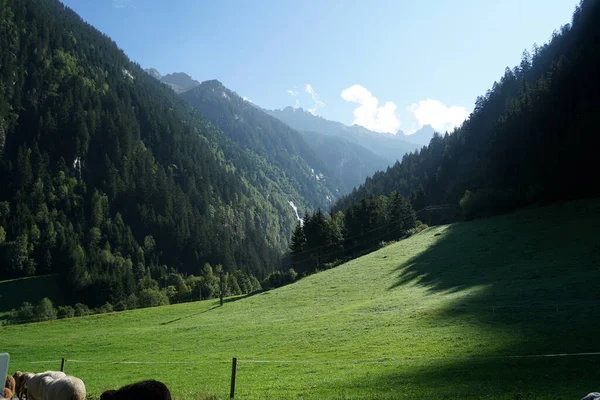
(57, 306, 75, 319)
(164, 285, 178, 302)
(125, 294, 138, 310)
(12, 301, 35, 322)
(263, 271, 283, 289)
(74, 303, 91, 317)
(138, 288, 169, 308)
(113, 300, 127, 311)
(415, 220, 428, 233)
(263, 269, 298, 289)
(98, 302, 113, 313)
(286, 268, 298, 282)
(35, 297, 57, 321)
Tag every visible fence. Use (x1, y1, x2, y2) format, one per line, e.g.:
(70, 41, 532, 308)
(12, 351, 600, 399)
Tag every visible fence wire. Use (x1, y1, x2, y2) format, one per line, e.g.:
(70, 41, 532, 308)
(14, 351, 600, 367)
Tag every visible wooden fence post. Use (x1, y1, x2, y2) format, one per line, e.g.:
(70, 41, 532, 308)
(220, 269, 224, 307)
(60, 358, 65, 372)
(230, 357, 237, 399)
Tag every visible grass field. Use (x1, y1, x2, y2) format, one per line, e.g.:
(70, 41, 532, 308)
(1, 199, 599, 399)
(0, 274, 63, 314)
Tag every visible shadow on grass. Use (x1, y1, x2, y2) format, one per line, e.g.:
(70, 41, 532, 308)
(160, 305, 220, 325)
(331, 356, 600, 399)
(364, 200, 600, 397)
(390, 201, 600, 314)
(159, 291, 263, 325)
(223, 290, 265, 304)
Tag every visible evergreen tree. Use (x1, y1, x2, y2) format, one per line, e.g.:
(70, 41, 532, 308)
(289, 222, 308, 272)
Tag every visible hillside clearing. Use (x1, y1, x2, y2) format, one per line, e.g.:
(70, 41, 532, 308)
(1, 199, 599, 399)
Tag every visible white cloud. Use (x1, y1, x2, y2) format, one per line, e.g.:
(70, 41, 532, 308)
(293, 99, 300, 109)
(242, 96, 253, 103)
(340, 85, 400, 134)
(407, 99, 469, 134)
(287, 89, 299, 97)
(305, 84, 325, 115)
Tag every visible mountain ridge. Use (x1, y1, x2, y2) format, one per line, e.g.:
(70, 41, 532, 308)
(180, 79, 340, 209)
(267, 106, 422, 163)
(144, 68, 201, 93)
(399, 124, 435, 147)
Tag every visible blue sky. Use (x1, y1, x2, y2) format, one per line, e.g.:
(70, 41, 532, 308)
(62, 0, 578, 134)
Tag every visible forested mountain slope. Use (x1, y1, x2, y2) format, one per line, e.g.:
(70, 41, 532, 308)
(181, 80, 338, 208)
(335, 0, 600, 217)
(0, 0, 305, 307)
(296, 130, 390, 193)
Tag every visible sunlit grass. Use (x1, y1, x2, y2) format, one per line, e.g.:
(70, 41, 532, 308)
(1, 199, 599, 399)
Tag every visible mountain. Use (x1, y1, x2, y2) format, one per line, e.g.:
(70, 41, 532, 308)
(267, 107, 421, 163)
(144, 67, 161, 80)
(0, 0, 318, 308)
(143, 69, 200, 93)
(143, 73, 390, 195)
(296, 130, 390, 193)
(399, 125, 435, 147)
(335, 0, 600, 220)
(160, 72, 201, 93)
(180, 80, 339, 208)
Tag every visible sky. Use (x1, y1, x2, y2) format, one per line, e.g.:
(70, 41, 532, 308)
(62, 0, 578, 135)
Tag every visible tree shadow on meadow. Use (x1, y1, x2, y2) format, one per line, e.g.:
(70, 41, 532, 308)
(330, 356, 600, 399)
(353, 201, 600, 398)
(159, 291, 263, 325)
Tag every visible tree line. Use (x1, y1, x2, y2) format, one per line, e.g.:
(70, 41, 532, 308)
(6, 263, 264, 325)
(289, 191, 421, 275)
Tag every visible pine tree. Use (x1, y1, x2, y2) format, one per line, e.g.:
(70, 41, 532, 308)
(290, 222, 306, 254)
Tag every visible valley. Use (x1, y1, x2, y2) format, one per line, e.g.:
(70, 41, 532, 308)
(2, 200, 599, 399)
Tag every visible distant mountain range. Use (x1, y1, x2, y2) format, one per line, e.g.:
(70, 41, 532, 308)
(142, 70, 405, 193)
(143, 69, 201, 93)
(144, 69, 437, 193)
(400, 125, 435, 147)
(266, 107, 434, 163)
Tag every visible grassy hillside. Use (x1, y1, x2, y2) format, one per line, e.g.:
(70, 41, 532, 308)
(0, 275, 63, 313)
(1, 199, 599, 399)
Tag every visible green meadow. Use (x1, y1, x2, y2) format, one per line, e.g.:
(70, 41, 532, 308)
(1, 199, 599, 399)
